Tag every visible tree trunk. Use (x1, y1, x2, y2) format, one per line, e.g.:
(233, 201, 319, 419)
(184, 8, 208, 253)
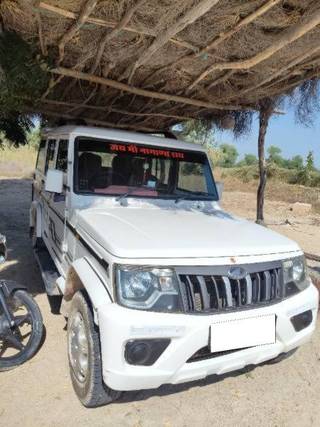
(256, 106, 272, 223)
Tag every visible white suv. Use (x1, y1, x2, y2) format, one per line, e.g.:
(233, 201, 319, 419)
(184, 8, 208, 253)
(30, 125, 318, 407)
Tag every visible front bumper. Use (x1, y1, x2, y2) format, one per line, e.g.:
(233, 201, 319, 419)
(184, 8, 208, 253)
(98, 282, 318, 391)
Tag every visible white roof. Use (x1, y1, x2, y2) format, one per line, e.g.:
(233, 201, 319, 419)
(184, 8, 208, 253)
(42, 125, 206, 152)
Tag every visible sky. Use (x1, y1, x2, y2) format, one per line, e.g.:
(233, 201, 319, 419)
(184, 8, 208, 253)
(216, 108, 320, 167)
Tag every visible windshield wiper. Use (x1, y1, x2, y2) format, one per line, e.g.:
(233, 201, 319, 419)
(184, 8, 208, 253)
(174, 192, 211, 204)
(116, 187, 139, 203)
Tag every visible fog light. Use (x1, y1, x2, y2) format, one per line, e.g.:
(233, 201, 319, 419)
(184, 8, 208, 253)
(291, 310, 313, 332)
(125, 339, 170, 366)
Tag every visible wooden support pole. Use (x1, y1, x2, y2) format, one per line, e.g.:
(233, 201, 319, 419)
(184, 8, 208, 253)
(256, 101, 274, 224)
(42, 99, 194, 121)
(37, 109, 155, 132)
(51, 67, 250, 111)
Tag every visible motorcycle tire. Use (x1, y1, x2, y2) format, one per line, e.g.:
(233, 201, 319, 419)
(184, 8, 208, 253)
(0, 290, 43, 371)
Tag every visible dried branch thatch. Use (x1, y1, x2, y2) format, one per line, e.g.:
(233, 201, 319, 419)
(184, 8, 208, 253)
(1, 0, 320, 132)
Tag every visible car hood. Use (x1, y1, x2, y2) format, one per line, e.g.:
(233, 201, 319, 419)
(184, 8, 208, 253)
(76, 204, 300, 259)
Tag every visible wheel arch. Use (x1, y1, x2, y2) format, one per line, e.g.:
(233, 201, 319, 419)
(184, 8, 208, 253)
(63, 257, 113, 322)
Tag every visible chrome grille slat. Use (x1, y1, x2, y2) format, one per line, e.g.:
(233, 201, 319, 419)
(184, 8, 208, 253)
(236, 279, 242, 306)
(270, 270, 276, 299)
(211, 276, 222, 309)
(185, 275, 196, 311)
(245, 275, 252, 305)
(196, 275, 211, 310)
(222, 277, 233, 307)
(264, 271, 271, 300)
(274, 269, 282, 298)
(179, 265, 283, 313)
(254, 273, 261, 302)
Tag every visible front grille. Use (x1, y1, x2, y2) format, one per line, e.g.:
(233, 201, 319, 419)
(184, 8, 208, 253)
(178, 263, 283, 313)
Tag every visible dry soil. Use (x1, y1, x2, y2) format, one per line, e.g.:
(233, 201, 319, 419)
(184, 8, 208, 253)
(0, 179, 319, 427)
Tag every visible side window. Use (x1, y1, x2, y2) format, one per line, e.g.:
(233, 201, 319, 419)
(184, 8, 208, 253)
(56, 139, 68, 172)
(36, 139, 47, 173)
(45, 139, 56, 173)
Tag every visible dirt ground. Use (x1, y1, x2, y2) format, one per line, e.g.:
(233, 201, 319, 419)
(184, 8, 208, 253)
(0, 179, 319, 427)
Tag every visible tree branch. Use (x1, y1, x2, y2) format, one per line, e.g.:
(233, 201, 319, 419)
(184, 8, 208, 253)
(206, 70, 234, 90)
(222, 44, 320, 101)
(35, 10, 47, 56)
(187, 8, 320, 91)
(147, 0, 281, 84)
(90, 0, 146, 74)
(123, 0, 221, 83)
(38, 110, 156, 132)
(43, 99, 195, 121)
(249, 66, 320, 99)
(58, 0, 98, 62)
(38, 2, 198, 52)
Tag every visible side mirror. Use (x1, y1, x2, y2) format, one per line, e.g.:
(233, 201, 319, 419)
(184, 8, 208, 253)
(0, 234, 7, 264)
(216, 181, 224, 200)
(45, 169, 64, 194)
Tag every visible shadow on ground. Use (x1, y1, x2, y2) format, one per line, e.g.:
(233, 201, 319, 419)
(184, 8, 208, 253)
(117, 364, 257, 405)
(0, 179, 44, 295)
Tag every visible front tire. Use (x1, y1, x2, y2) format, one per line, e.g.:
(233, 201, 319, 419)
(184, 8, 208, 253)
(67, 291, 121, 407)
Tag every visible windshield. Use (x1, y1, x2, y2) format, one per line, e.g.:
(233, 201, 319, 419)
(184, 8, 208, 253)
(74, 137, 218, 200)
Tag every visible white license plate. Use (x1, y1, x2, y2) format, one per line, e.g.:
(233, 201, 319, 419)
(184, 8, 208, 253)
(210, 314, 276, 352)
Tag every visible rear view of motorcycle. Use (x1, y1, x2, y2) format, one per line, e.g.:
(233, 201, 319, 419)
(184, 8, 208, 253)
(0, 234, 43, 371)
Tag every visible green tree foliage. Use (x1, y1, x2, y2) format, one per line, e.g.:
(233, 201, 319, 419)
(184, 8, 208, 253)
(267, 145, 283, 166)
(290, 151, 318, 186)
(267, 146, 305, 170)
(177, 120, 217, 174)
(0, 31, 50, 113)
(237, 153, 258, 167)
(0, 30, 49, 145)
(0, 114, 33, 147)
(244, 154, 258, 166)
(219, 143, 239, 167)
(26, 126, 41, 149)
(177, 120, 214, 146)
(287, 155, 303, 170)
(306, 151, 315, 171)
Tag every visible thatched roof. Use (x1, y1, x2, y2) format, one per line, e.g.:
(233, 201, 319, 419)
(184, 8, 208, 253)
(1, 0, 320, 132)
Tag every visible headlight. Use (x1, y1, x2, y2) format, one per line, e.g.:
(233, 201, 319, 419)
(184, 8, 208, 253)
(283, 256, 309, 296)
(115, 266, 182, 311)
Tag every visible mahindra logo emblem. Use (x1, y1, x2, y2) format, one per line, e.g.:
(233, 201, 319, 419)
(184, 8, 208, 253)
(227, 266, 247, 280)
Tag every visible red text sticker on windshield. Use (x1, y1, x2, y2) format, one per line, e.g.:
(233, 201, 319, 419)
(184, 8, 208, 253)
(110, 143, 184, 159)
